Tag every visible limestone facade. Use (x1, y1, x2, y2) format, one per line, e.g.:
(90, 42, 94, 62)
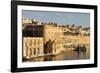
(43, 24, 64, 55)
(23, 37, 44, 59)
(23, 24, 65, 60)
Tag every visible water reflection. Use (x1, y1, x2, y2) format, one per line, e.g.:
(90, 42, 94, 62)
(25, 47, 90, 62)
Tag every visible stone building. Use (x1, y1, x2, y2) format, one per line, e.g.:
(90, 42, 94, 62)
(22, 24, 65, 60)
(22, 17, 32, 24)
(23, 25, 44, 60)
(23, 37, 44, 59)
(43, 24, 64, 55)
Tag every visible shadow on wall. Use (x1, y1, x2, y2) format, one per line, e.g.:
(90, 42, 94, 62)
(44, 39, 55, 54)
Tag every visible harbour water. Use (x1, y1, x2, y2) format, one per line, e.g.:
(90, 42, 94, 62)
(25, 46, 90, 62)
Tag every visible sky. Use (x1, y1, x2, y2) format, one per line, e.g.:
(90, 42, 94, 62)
(22, 10, 90, 27)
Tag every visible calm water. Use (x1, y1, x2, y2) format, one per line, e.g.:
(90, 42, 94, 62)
(26, 47, 90, 62)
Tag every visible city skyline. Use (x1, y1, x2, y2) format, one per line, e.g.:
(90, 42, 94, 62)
(22, 10, 90, 27)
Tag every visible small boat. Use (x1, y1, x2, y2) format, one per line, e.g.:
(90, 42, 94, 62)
(74, 45, 86, 52)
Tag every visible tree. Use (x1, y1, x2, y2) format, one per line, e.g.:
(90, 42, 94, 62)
(31, 19, 38, 24)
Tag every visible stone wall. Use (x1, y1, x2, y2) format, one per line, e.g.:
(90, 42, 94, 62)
(43, 25, 64, 55)
(23, 37, 44, 59)
(63, 35, 90, 50)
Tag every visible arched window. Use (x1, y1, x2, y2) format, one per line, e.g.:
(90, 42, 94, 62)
(38, 39, 40, 45)
(34, 40, 36, 45)
(55, 49, 56, 53)
(34, 48, 36, 55)
(38, 48, 40, 54)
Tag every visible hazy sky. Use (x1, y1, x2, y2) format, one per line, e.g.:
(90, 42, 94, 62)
(22, 10, 90, 27)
